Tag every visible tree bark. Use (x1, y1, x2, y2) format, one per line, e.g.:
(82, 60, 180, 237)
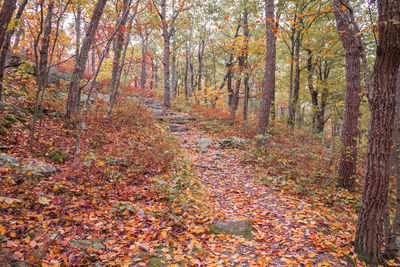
(0, 0, 28, 100)
(74, 4, 81, 64)
(334, 0, 362, 191)
(307, 50, 318, 127)
(29, 0, 54, 150)
(355, 0, 400, 264)
(242, 6, 250, 122)
(109, 0, 131, 112)
(171, 30, 177, 98)
(0, 0, 17, 50)
(256, 0, 276, 149)
(196, 36, 205, 103)
(66, 0, 107, 120)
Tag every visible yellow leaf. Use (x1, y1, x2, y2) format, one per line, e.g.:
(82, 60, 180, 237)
(0, 225, 6, 235)
(290, 8, 294, 14)
(98, 161, 105, 166)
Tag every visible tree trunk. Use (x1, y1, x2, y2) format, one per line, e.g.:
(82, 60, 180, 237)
(0, 0, 17, 50)
(197, 37, 205, 103)
(0, 0, 28, 100)
(288, 29, 301, 127)
(109, 0, 130, 112)
(161, 0, 171, 107)
(307, 50, 318, 127)
(334, 0, 362, 191)
(256, 0, 276, 149)
(355, 0, 400, 264)
(287, 28, 295, 126)
(29, 0, 54, 150)
(140, 35, 147, 90)
(184, 45, 189, 100)
(171, 33, 177, 98)
(385, 68, 400, 259)
(74, 4, 81, 64)
(66, 0, 107, 120)
(242, 6, 250, 122)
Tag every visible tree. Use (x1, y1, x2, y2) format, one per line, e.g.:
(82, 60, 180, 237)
(0, 0, 28, 100)
(256, 0, 276, 150)
(355, 0, 400, 264)
(66, 0, 107, 121)
(153, 0, 185, 108)
(109, 0, 133, 112)
(0, 0, 17, 50)
(333, 0, 362, 191)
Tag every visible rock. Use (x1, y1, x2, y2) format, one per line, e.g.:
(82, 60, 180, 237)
(4, 51, 23, 68)
(0, 101, 27, 118)
(96, 93, 110, 102)
(21, 160, 57, 176)
(219, 136, 248, 149)
(167, 123, 186, 132)
(152, 108, 164, 117)
(80, 94, 96, 104)
(48, 67, 64, 83)
(196, 138, 213, 150)
(209, 219, 253, 238)
(0, 153, 19, 168)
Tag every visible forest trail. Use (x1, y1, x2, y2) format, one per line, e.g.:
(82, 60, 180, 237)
(148, 100, 354, 266)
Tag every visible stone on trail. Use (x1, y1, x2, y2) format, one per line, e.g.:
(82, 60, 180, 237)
(196, 138, 213, 150)
(219, 136, 248, 149)
(0, 153, 19, 168)
(210, 219, 253, 238)
(21, 160, 57, 176)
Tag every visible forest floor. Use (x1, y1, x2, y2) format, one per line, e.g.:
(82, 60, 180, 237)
(0, 90, 366, 266)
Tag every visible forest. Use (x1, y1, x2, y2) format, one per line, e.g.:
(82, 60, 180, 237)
(0, 0, 399, 266)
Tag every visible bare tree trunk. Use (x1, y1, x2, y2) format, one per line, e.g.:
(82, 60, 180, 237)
(140, 35, 147, 91)
(334, 0, 362, 191)
(242, 6, 250, 123)
(29, 1, 54, 150)
(171, 31, 177, 98)
(109, 0, 131, 112)
(287, 28, 295, 126)
(288, 29, 301, 127)
(66, 0, 107, 121)
(196, 36, 205, 103)
(74, 4, 81, 64)
(0, 0, 17, 50)
(256, 0, 276, 150)
(355, 0, 400, 264)
(307, 50, 318, 127)
(161, 0, 171, 107)
(0, 0, 28, 100)
(184, 44, 189, 100)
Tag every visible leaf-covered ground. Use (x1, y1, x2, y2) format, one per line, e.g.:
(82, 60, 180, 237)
(1, 94, 365, 266)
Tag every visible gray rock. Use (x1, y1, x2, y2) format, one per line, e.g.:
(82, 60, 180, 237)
(152, 108, 164, 117)
(0, 153, 19, 168)
(96, 93, 110, 102)
(4, 51, 23, 68)
(219, 136, 248, 149)
(210, 219, 253, 237)
(0, 101, 27, 118)
(196, 138, 213, 150)
(21, 161, 57, 176)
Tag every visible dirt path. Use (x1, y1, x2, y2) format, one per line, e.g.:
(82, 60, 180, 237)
(146, 100, 353, 266)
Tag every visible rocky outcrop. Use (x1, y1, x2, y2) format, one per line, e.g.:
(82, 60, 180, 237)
(219, 137, 248, 149)
(0, 153, 57, 176)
